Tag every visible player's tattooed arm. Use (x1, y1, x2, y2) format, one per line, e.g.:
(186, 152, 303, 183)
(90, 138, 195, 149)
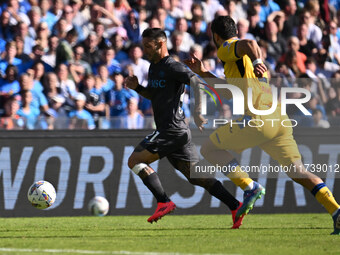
(125, 75, 152, 99)
(235, 39, 267, 78)
(190, 75, 208, 132)
(190, 75, 204, 113)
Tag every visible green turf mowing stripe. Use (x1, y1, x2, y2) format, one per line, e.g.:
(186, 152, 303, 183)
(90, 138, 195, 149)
(0, 248, 240, 255)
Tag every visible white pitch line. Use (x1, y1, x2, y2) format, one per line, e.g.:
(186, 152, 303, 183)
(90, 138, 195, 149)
(0, 248, 241, 255)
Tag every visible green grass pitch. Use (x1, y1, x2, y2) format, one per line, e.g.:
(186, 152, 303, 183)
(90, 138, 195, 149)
(0, 214, 339, 255)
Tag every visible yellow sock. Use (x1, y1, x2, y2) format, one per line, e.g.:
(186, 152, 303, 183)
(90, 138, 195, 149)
(227, 165, 253, 190)
(314, 185, 340, 215)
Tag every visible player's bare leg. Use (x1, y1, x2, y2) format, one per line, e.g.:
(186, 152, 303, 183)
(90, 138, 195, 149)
(286, 160, 340, 235)
(200, 139, 234, 166)
(286, 160, 323, 189)
(128, 148, 176, 223)
(200, 139, 265, 218)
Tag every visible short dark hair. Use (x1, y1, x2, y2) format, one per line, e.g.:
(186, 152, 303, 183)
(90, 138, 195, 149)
(67, 28, 78, 38)
(247, 7, 257, 17)
(129, 43, 142, 51)
(305, 57, 316, 66)
(279, 0, 290, 9)
(211, 16, 237, 40)
(192, 15, 203, 23)
(142, 28, 167, 40)
(5, 64, 18, 78)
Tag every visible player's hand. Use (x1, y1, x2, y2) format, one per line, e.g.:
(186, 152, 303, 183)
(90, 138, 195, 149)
(184, 54, 207, 75)
(253, 63, 267, 78)
(124, 75, 139, 90)
(194, 113, 208, 132)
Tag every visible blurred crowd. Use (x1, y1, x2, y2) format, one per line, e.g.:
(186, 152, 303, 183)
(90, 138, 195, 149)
(0, 0, 339, 130)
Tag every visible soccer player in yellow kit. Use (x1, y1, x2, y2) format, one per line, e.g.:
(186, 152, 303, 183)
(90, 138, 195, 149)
(186, 16, 340, 234)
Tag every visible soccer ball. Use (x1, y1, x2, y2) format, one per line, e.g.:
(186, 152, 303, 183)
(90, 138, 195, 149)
(88, 196, 109, 216)
(27, 181, 56, 209)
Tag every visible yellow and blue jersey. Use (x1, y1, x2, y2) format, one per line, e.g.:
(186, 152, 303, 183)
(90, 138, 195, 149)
(217, 38, 274, 116)
(209, 38, 302, 166)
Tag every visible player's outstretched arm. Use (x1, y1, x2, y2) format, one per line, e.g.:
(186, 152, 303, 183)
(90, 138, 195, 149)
(184, 54, 226, 82)
(124, 75, 152, 100)
(235, 39, 267, 78)
(185, 55, 232, 100)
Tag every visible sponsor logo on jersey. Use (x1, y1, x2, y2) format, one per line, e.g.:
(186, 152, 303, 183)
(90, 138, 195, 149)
(149, 79, 166, 88)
